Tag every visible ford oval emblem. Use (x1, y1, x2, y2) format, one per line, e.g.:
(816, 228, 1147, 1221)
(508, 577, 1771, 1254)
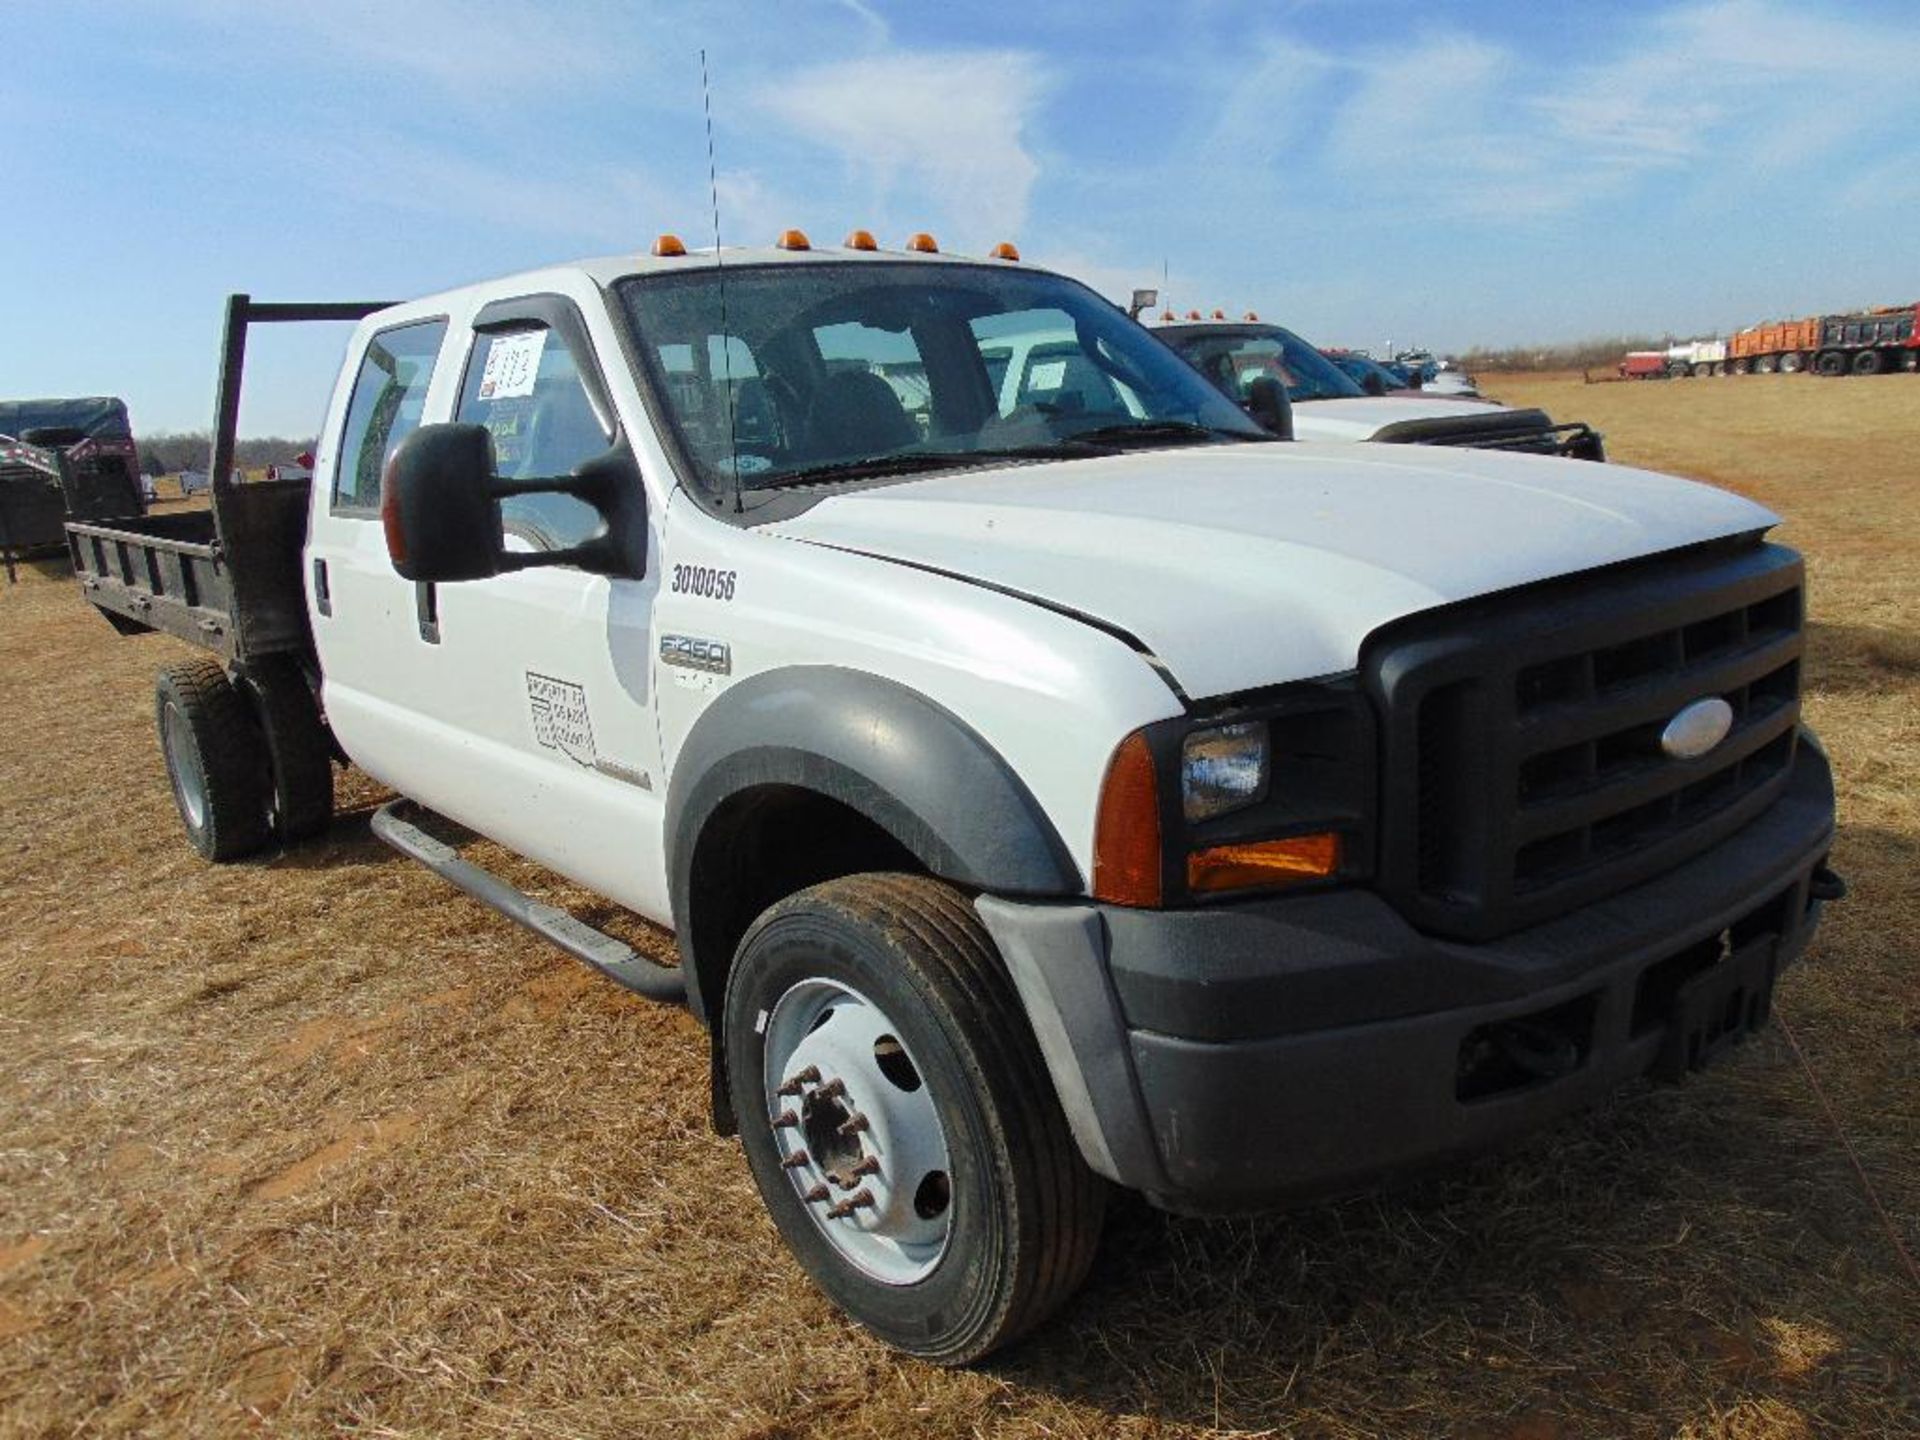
(1660, 697, 1734, 760)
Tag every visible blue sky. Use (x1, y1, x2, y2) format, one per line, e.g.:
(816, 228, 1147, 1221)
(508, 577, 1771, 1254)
(6, 0, 1918, 436)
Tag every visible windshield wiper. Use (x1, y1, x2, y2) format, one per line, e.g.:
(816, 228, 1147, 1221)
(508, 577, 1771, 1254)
(742, 447, 1090, 491)
(1064, 419, 1266, 448)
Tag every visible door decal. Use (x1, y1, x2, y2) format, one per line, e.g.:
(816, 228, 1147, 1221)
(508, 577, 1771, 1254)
(526, 673, 595, 765)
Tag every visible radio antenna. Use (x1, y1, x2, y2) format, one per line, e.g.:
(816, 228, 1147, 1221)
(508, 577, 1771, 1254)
(700, 49, 743, 513)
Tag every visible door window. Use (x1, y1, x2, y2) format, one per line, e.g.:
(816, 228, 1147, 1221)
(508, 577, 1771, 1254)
(332, 319, 447, 513)
(456, 326, 611, 552)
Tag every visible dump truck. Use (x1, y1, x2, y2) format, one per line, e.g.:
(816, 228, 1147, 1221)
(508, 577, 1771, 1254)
(71, 238, 1841, 1363)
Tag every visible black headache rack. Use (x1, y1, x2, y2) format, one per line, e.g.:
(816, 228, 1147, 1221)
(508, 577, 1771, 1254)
(65, 296, 390, 665)
(1370, 407, 1607, 463)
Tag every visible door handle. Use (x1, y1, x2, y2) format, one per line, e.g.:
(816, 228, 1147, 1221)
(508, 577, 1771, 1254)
(312, 557, 332, 616)
(415, 581, 440, 644)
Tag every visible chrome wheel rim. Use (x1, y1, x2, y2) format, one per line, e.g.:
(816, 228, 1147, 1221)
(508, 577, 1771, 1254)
(762, 977, 952, 1285)
(164, 704, 207, 831)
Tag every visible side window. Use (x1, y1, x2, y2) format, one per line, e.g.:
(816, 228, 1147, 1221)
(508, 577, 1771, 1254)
(332, 319, 446, 513)
(457, 325, 611, 553)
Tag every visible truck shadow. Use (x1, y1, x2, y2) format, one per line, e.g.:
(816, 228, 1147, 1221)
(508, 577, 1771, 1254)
(1802, 619, 1920, 694)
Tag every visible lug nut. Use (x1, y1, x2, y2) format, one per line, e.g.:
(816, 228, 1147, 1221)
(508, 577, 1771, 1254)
(849, 1155, 880, 1179)
(776, 1066, 821, 1097)
(803, 1183, 830, 1204)
(780, 1151, 810, 1169)
(773, 1109, 799, 1129)
(814, 1077, 846, 1101)
(837, 1111, 869, 1137)
(826, 1188, 875, 1220)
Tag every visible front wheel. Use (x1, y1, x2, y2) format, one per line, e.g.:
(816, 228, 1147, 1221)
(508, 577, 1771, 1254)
(724, 873, 1105, 1364)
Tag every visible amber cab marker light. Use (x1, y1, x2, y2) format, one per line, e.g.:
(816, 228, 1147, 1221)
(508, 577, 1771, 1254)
(776, 228, 811, 251)
(1211, 308, 1227, 320)
(651, 233, 687, 258)
(1244, 311, 1260, 321)
(1185, 309, 1202, 320)
(844, 229, 879, 251)
(1188, 833, 1342, 896)
(906, 232, 940, 253)
(990, 241, 1021, 261)
(1159, 310, 1176, 322)
(1092, 731, 1163, 907)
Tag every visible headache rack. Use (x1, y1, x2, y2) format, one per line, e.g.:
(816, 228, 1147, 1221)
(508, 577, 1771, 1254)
(65, 296, 389, 663)
(1365, 540, 1804, 942)
(1371, 408, 1607, 462)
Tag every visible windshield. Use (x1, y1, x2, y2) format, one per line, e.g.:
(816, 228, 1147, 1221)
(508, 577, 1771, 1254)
(1164, 326, 1365, 404)
(1327, 353, 1404, 391)
(615, 261, 1268, 494)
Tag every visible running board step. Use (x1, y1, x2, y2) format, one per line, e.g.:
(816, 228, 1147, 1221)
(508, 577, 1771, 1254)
(370, 801, 686, 1004)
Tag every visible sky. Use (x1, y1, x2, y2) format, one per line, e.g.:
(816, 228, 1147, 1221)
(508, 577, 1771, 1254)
(5, 0, 1918, 437)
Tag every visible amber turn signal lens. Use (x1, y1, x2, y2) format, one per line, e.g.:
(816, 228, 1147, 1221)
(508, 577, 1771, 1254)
(1092, 731, 1162, 907)
(1244, 311, 1259, 321)
(990, 240, 1020, 261)
(1187, 833, 1341, 895)
(844, 228, 879, 250)
(651, 234, 687, 257)
(776, 228, 811, 251)
(906, 231, 940, 253)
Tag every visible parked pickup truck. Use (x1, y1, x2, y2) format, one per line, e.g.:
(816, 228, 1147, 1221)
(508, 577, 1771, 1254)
(71, 239, 1840, 1364)
(1154, 318, 1605, 460)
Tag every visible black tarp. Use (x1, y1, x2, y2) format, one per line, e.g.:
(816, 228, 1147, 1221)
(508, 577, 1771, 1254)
(0, 397, 133, 441)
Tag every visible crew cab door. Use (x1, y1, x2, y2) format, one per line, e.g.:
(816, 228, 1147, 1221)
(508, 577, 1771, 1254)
(309, 288, 671, 920)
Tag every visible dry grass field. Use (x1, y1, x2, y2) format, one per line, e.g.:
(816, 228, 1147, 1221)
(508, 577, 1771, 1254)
(2, 372, 1916, 1438)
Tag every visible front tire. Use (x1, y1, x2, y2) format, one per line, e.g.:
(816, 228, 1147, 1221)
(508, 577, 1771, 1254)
(723, 873, 1105, 1364)
(155, 659, 270, 862)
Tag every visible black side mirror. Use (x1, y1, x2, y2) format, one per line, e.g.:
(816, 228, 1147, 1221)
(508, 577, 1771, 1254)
(1246, 376, 1294, 441)
(381, 422, 647, 584)
(1363, 371, 1387, 397)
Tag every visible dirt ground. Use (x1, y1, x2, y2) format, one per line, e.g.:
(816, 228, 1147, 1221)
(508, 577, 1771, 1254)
(1, 372, 1915, 1437)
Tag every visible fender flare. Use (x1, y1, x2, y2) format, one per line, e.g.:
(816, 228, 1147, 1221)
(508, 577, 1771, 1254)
(665, 666, 1082, 1018)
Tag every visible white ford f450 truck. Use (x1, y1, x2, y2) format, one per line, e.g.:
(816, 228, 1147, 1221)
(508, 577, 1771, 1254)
(67, 237, 1842, 1363)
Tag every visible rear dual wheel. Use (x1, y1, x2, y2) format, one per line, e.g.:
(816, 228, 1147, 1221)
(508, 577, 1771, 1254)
(725, 873, 1105, 1364)
(155, 657, 334, 862)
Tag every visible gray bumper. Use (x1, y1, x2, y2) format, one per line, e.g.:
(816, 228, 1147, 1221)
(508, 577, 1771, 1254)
(977, 744, 1837, 1213)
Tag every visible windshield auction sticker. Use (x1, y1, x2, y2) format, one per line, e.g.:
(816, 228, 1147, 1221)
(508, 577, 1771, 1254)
(479, 331, 546, 401)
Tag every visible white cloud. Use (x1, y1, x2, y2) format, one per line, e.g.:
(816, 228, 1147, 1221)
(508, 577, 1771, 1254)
(754, 50, 1049, 239)
(1217, 0, 1920, 224)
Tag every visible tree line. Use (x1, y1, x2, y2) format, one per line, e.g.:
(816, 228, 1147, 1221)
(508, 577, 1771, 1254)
(138, 431, 317, 476)
(1453, 335, 1686, 373)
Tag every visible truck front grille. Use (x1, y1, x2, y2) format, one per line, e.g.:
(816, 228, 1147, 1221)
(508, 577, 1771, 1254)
(1366, 541, 1803, 942)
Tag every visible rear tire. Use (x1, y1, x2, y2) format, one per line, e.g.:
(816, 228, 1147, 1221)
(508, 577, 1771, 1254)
(1754, 354, 1778, 374)
(723, 873, 1105, 1364)
(1779, 351, 1804, 374)
(1852, 349, 1884, 376)
(237, 657, 334, 842)
(1815, 350, 1847, 377)
(155, 659, 270, 862)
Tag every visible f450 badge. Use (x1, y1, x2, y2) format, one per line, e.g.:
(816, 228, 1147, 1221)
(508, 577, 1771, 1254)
(660, 634, 731, 674)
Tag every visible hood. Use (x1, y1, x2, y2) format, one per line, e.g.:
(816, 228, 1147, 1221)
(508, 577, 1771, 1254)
(1291, 395, 1506, 442)
(765, 444, 1775, 702)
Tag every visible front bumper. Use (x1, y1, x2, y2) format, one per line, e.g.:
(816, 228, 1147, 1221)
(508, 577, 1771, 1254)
(977, 743, 1836, 1213)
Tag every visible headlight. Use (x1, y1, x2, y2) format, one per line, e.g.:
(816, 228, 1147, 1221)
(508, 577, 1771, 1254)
(1181, 721, 1269, 821)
